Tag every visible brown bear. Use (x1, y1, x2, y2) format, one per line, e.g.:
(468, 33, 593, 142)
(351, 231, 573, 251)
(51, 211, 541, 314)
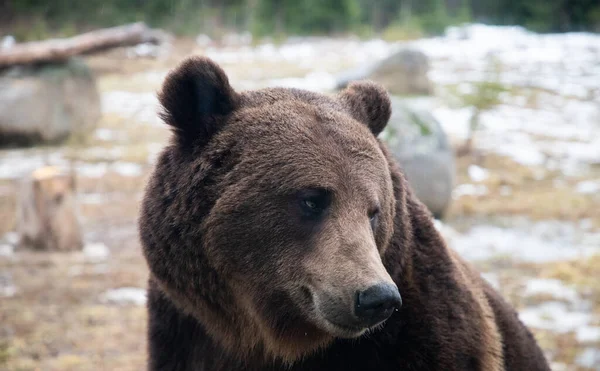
(139, 56, 551, 371)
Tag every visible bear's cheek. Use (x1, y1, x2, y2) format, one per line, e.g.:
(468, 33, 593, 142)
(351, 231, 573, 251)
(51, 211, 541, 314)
(204, 204, 315, 281)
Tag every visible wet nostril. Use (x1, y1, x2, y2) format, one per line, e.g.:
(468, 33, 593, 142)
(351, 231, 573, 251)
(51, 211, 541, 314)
(355, 283, 401, 326)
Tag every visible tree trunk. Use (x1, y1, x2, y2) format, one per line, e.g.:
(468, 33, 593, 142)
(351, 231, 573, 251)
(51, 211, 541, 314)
(16, 166, 83, 251)
(400, 0, 413, 23)
(0, 22, 166, 68)
(275, 2, 285, 36)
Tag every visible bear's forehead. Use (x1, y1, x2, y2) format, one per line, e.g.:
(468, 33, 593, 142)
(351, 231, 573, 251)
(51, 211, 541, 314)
(219, 100, 388, 194)
(228, 99, 382, 163)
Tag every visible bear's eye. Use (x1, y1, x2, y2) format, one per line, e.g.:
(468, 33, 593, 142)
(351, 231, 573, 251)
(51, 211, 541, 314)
(369, 207, 380, 230)
(297, 188, 331, 219)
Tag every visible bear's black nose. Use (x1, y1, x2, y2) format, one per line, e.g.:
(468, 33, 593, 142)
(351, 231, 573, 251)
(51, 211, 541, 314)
(355, 283, 402, 327)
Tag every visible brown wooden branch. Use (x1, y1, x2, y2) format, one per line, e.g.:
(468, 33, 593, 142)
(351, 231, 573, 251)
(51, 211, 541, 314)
(0, 22, 166, 67)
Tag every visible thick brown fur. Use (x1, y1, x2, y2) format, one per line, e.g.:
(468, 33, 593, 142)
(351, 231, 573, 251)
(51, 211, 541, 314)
(139, 56, 551, 371)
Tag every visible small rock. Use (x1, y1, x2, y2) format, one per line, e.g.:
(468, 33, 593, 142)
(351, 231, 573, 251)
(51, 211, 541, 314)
(336, 48, 432, 96)
(384, 99, 455, 218)
(0, 58, 101, 147)
(83, 242, 110, 263)
(102, 287, 146, 306)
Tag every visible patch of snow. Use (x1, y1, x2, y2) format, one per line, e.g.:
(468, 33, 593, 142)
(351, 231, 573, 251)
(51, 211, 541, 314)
(0, 151, 67, 180)
(523, 278, 579, 302)
(0, 273, 17, 298)
(0, 244, 14, 258)
(499, 186, 512, 196)
(267, 71, 336, 92)
(452, 184, 488, 198)
(1, 35, 15, 50)
(468, 165, 489, 182)
(576, 347, 600, 369)
(205, 37, 396, 74)
(519, 301, 592, 333)
(68, 265, 84, 277)
(147, 143, 164, 164)
(82, 146, 125, 161)
(481, 272, 500, 290)
(447, 220, 599, 262)
(78, 193, 107, 205)
(577, 326, 600, 343)
(102, 287, 147, 306)
(83, 243, 110, 263)
(95, 128, 117, 141)
(101, 91, 160, 125)
(77, 163, 108, 178)
(3, 232, 18, 246)
(432, 107, 473, 141)
(127, 42, 166, 59)
(549, 363, 569, 371)
(576, 180, 600, 194)
(112, 162, 143, 177)
(579, 218, 594, 230)
(196, 34, 212, 47)
(408, 24, 600, 172)
(222, 31, 253, 47)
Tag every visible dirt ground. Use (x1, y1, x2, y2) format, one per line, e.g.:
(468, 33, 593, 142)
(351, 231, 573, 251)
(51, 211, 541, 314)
(1, 37, 599, 370)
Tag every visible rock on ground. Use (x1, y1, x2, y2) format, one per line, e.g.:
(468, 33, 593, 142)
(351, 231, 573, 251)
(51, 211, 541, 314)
(382, 98, 455, 218)
(0, 57, 100, 147)
(336, 48, 432, 96)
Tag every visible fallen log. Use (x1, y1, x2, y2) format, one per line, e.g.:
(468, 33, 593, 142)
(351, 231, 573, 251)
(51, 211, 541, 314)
(0, 22, 166, 67)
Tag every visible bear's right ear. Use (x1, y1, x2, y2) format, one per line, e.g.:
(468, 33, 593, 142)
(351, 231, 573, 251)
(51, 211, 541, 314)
(338, 81, 391, 136)
(158, 56, 239, 147)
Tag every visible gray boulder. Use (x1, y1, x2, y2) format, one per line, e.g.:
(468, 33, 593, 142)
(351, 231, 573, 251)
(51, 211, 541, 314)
(0, 58, 100, 147)
(336, 48, 432, 96)
(381, 98, 455, 219)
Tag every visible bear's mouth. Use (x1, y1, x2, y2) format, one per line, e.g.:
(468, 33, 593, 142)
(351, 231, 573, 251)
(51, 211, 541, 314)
(322, 319, 369, 338)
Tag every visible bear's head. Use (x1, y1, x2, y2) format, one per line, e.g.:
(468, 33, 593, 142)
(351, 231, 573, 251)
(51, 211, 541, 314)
(140, 57, 403, 362)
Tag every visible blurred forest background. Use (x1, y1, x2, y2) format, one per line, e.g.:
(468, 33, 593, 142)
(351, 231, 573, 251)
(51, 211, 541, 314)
(3, 0, 600, 40)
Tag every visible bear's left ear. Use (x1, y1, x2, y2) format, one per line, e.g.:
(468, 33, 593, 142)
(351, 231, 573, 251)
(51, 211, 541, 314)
(338, 81, 391, 136)
(158, 56, 239, 147)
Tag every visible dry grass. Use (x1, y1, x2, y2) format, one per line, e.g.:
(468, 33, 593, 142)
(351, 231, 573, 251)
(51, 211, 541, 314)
(1, 234, 148, 371)
(448, 153, 600, 227)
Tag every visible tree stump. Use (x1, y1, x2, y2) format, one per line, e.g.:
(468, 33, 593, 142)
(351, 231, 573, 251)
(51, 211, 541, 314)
(16, 166, 83, 251)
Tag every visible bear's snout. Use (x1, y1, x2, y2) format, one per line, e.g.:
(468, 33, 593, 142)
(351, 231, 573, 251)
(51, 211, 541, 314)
(310, 279, 401, 338)
(355, 283, 402, 327)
